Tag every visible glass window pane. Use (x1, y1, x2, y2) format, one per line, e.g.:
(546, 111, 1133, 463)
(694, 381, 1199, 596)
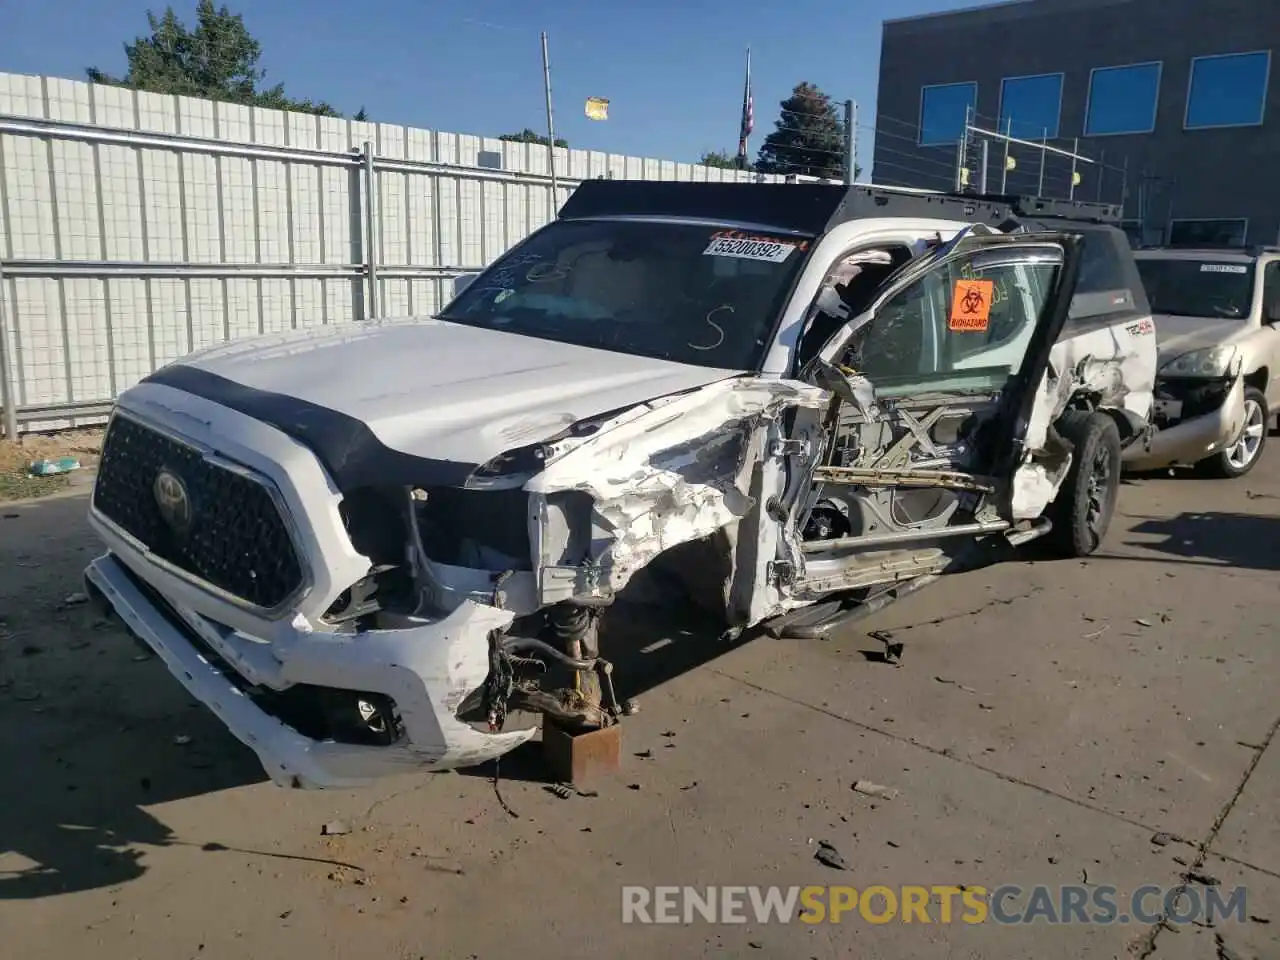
(1085, 63, 1162, 136)
(1186, 52, 1270, 129)
(999, 74, 1064, 140)
(1168, 219, 1248, 247)
(1263, 263, 1280, 320)
(920, 82, 977, 146)
(1137, 257, 1256, 320)
(847, 248, 1062, 396)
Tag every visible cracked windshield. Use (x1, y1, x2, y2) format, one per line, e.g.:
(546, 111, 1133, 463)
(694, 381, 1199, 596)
(440, 218, 810, 370)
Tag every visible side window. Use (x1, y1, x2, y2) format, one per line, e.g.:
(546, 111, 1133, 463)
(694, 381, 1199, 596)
(1265, 262, 1280, 320)
(842, 246, 1062, 394)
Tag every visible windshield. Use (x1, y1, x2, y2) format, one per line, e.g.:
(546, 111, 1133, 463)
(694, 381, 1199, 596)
(439, 218, 811, 370)
(1135, 257, 1257, 319)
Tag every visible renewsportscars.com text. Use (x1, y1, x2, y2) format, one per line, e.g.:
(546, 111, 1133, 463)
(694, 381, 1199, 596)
(621, 884, 1248, 926)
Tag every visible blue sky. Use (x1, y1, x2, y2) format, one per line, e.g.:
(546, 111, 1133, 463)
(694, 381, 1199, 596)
(0, 0, 981, 170)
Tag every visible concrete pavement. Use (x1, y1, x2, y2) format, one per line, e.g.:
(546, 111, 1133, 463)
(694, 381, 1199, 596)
(0, 457, 1276, 959)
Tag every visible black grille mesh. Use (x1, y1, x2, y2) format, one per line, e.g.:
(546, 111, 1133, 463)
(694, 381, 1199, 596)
(92, 415, 305, 610)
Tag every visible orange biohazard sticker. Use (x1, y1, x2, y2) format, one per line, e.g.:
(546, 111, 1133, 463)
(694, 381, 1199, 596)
(949, 279, 994, 332)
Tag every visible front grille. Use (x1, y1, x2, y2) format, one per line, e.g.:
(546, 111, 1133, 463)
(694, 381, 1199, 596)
(92, 414, 305, 610)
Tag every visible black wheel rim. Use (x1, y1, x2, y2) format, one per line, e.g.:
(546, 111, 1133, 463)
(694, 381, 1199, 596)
(1085, 445, 1112, 536)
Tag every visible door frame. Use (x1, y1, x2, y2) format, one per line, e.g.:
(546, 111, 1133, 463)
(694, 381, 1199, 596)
(782, 232, 1085, 565)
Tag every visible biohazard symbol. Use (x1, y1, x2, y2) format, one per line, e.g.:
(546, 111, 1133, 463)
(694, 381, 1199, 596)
(949, 279, 994, 332)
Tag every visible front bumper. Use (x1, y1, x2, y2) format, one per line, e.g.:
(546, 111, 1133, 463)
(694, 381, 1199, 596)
(1121, 374, 1245, 471)
(85, 552, 536, 789)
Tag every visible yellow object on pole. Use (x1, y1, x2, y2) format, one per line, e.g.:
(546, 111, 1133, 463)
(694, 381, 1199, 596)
(1005, 155, 1017, 171)
(585, 97, 609, 121)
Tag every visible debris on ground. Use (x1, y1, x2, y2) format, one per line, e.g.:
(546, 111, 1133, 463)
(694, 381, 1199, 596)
(1082, 624, 1111, 640)
(173, 734, 192, 746)
(545, 784, 573, 799)
(1214, 932, 1246, 960)
(61, 592, 89, 608)
(852, 780, 899, 801)
(1183, 869, 1220, 886)
(0, 429, 103, 501)
(814, 840, 848, 871)
(634, 749, 653, 759)
(869, 630, 904, 664)
(1150, 832, 1176, 846)
(1135, 618, 1152, 627)
(321, 820, 352, 837)
(28, 457, 81, 477)
(934, 676, 977, 694)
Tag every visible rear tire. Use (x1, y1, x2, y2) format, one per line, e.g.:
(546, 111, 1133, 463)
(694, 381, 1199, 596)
(1196, 387, 1267, 479)
(1046, 411, 1122, 558)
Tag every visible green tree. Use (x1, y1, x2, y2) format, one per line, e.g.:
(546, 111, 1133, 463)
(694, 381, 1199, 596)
(353, 106, 369, 121)
(698, 150, 751, 170)
(499, 128, 568, 149)
(86, 1, 341, 116)
(755, 82, 860, 181)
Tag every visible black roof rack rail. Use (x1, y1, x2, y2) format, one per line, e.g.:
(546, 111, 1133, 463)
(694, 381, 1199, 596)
(1132, 244, 1280, 255)
(557, 179, 1125, 236)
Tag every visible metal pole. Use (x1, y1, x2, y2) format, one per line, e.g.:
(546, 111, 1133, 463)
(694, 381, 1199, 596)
(1000, 116, 1011, 193)
(979, 138, 989, 194)
(955, 104, 971, 192)
(541, 31, 559, 219)
(1037, 127, 1047, 197)
(1069, 137, 1078, 200)
(0, 262, 18, 440)
(1096, 149, 1106, 202)
(842, 99, 855, 184)
(362, 141, 379, 321)
(1120, 156, 1130, 215)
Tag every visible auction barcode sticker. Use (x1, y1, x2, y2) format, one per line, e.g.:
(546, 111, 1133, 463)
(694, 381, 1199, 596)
(1200, 264, 1248, 274)
(704, 232, 798, 263)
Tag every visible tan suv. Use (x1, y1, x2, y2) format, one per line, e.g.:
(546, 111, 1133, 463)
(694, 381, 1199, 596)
(1126, 246, 1280, 478)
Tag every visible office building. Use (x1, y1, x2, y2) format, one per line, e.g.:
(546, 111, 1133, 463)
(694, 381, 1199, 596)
(874, 0, 1280, 246)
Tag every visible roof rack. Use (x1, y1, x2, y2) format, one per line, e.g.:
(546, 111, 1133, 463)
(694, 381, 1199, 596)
(1134, 244, 1280, 256)
(862, 183, 1122, 223)
(557, 179, 1125, 237)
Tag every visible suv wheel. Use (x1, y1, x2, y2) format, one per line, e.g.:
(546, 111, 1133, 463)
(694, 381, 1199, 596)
(1047, 411, 1122, 558)
(1198, 387, 1268, 479)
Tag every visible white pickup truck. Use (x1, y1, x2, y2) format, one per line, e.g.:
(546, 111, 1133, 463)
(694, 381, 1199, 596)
(84, 183, 1157, 788)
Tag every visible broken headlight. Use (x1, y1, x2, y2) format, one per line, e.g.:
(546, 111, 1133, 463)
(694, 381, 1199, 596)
(1160, 344, 1241, 379)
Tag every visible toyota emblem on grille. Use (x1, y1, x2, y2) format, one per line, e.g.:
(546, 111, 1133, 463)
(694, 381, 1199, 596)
(153, 468, 193, 535)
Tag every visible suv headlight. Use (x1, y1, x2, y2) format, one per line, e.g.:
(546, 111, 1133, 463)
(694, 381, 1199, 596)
(1159, 344, 1241, 379)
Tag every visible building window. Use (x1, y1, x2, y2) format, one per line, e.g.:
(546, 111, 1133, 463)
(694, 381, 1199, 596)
(999, 73, 1064, 140)
(1168, 218, 1248, 248)
(919, 82, 978, 146)
(1085, 62, 1162, 136)
(1185, 51, 1271, 130)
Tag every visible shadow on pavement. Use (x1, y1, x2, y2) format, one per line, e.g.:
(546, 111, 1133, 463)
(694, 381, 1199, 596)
(0, 494, 268, 901)
(1125, 511, 1280, 571)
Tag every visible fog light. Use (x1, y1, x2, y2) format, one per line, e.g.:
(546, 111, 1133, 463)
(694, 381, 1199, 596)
(318, 690, 405, 746)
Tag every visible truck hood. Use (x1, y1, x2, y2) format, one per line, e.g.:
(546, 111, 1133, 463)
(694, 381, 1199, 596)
(1153, 314, 1250, 365)
(142, 319, 739, 489)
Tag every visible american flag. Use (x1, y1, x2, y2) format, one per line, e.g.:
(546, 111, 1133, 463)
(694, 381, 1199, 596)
(737, 48, 753, 168)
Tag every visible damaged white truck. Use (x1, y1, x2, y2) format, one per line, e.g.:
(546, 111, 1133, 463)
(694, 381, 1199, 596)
(84, 182, 1157, 788)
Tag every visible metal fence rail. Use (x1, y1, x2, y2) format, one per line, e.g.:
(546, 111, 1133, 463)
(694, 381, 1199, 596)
(0, 71, 786, 438)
